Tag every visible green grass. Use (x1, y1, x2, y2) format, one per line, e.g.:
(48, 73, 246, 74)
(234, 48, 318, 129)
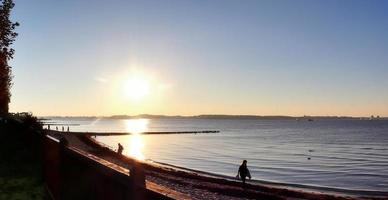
(0, 177, 44, 200)
(0, 114, 45, 200)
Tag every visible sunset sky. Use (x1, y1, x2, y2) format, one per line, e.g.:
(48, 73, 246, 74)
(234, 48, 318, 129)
(9, 0, 388, 117)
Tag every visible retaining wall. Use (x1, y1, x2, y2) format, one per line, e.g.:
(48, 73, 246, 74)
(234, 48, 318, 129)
(43, 135, 172, 200)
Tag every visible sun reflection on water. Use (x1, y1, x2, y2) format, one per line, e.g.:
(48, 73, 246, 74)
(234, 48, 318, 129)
(124, 119, 148, 160)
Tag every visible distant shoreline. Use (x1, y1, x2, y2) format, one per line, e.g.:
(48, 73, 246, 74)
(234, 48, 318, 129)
(39, 114, 388, 120)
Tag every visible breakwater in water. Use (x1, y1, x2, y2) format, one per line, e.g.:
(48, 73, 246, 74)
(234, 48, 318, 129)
(71, 130, 220, 136)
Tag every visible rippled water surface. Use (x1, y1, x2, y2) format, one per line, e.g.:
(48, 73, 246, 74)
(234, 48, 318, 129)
(49, 118, 388, 192)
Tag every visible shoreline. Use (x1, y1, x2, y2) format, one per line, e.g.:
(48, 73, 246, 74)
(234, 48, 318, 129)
(87, 130, 388, 197)
(49, 130, 387, 199)
(148, 159, 388, 198)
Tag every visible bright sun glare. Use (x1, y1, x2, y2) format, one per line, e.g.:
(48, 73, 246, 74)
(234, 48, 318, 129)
(125, 119, 148, 160)
(124, 77, 150, 101)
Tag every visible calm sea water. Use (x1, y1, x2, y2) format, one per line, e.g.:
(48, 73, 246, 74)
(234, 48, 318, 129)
(49, 118, 388, 193)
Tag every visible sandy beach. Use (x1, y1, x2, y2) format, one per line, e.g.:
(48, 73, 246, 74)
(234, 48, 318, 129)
(47, 130, 387, 200)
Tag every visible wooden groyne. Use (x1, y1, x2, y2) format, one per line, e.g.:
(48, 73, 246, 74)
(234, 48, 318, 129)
(43, 123, 80, 126)
(68, 130, 220, 136)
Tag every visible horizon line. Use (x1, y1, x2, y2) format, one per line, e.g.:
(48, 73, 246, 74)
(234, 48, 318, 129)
(35, 113, 388, 119)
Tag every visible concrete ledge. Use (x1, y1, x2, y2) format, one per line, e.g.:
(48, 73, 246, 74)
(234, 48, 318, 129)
(146, 181, 191, 200)
(43, 135, 189, 199)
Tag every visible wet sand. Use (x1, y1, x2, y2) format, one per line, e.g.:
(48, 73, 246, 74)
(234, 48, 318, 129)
(48, 131, 386, 200)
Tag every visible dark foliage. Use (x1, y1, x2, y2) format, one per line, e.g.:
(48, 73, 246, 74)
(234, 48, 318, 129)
(0, 0, 18, 116)
(0, 113, 44, 199)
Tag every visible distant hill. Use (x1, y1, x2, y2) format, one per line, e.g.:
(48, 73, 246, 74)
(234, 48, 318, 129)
(41, 114, 387, 120)
(108, 114, 375, 120)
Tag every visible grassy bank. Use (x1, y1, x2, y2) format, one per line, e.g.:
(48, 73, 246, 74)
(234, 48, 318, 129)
(0, 113, 45, 200)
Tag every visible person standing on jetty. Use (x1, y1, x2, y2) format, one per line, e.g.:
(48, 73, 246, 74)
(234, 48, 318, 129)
(237, 160, 251, 187)
(117, 143, 124, 155)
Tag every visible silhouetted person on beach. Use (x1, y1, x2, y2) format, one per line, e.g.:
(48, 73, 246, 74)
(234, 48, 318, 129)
(237, 160, 251, 187)
(67, 126, 69, 132)
(118, 143, 123, 155)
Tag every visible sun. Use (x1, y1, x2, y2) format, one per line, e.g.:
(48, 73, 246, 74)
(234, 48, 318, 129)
(124, 77, 150, 101)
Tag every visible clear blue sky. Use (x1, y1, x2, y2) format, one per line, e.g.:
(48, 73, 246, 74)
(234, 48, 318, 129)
(9, 0, 388, 116)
